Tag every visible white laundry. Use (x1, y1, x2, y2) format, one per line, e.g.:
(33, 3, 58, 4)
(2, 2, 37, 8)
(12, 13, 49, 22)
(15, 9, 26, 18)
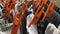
(10, 9, 15, 17)
(15, 2, 20, 15)
(0, 7, 3, 18)
(26, 9, 38, 34)
(0, 5, 5, 27)
(45, 23, 60, 34)
(53, 25, 60, 34)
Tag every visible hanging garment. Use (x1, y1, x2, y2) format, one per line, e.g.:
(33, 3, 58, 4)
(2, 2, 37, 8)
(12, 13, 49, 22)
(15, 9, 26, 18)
(0, 7, 3, 18)
(26, 8, 38, 34)
(45, 23, 60, 34)
(15, 2, 20, 15)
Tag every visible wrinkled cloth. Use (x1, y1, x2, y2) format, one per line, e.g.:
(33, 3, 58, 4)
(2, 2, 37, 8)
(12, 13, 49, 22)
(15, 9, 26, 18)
(45, 23, 60, 34)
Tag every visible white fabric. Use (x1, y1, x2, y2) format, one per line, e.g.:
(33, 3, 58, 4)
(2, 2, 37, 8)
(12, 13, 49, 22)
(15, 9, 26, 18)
(45, 23, 57, 34)
(15, 2, 20, 15)
(0, 18, 5, 26)
(53, 25, 60, 34)
(45, 23, 60, 34)
(26, 9, 38, 34)
(10, 9, 15, 17)
(0, 7, 3, 18)
(27, 8, 33, 14)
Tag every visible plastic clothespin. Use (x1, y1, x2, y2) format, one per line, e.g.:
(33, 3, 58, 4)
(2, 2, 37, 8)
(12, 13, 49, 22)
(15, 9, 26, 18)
(11, 12, 18, 34)
(11, 1, 29, 34)
(28, 0, 48, 28)
(28, 2, 44, 28)
(42, 0, 55, 22)
(4, 0, 11, 19)
(47, 1, 56, 18)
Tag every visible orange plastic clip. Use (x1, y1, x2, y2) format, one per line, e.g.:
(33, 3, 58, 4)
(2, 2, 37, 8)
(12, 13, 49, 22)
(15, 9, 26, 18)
(28, 0, 48, 28)
(42, 1, 55, 21)
(11, 12, 18, 34)
(4, 0, 11, 19)
(11, 1, 29, 34)
(47, 1, 55, 18)
(28, 2, 43, 28)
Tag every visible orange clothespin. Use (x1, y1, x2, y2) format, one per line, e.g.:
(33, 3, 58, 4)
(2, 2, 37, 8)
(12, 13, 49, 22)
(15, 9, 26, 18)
(47, 1, 55, 18)
(28, 7, 44, 28)
(5, 0, 16, 19)
(42, 1, 55, 21)
(11, 12, 18, 34)
(28, 1, 43, 27)
(18, 1, 29, 24)
(11, 1, 29, 34)
(28, 0, 48, 28)
(12, 12, 17, 25)
(4, 0, 11, 19)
